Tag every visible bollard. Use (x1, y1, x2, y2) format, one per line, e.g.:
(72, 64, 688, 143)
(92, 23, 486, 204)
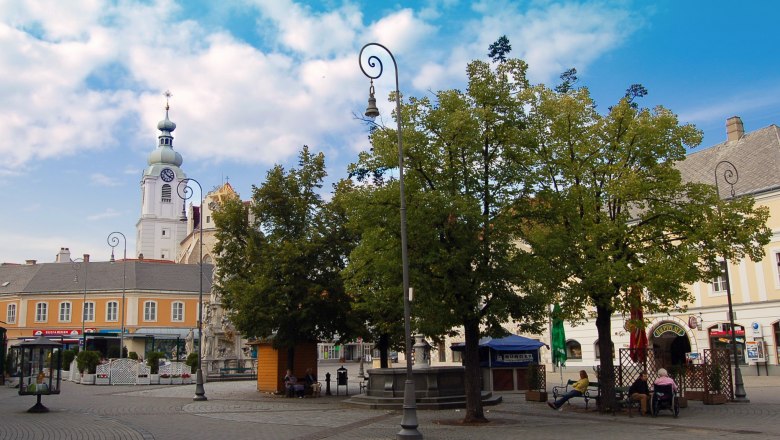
(325, 372, 332, 396)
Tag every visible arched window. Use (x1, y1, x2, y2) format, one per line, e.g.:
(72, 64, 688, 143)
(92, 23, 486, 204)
(161, 184, 172, 203)
(594, 339, 615, 359)
(566, 340, 582, 360)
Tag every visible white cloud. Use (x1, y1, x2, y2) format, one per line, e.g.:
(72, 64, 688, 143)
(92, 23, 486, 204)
(86, 208, 121, 221)
(90, 173, 121, 186)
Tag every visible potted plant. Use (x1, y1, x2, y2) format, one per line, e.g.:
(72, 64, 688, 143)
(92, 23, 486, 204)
(147, 351, 164, 384)
(704, 367, 727, 405)
(76, 351, 101, 385)
(182, 372, 192, 384)
(171, 373, 183, 385)
(525, 363, 548, 402)
(159, 373, 172, 385)
(185, 352, 198, 374)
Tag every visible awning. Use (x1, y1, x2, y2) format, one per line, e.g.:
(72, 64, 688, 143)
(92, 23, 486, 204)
(451, 334, 546, 352)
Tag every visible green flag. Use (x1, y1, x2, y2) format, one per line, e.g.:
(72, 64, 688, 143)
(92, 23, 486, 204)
(551, 303, 567, 367)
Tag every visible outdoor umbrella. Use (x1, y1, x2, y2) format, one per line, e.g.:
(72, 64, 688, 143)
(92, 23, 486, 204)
(551, 303, 567, 383)
(629, 302, 648, 362)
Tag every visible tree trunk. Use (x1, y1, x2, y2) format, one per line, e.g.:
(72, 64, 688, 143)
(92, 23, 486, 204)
(595, 303, 616, 413)
(378, 333, 389, 368)
(463, 318, 487, 423)
(286, 346, 296, 372)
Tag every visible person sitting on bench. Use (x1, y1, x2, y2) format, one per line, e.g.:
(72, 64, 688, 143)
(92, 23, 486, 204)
(283, 369, 304, 398)
(548, 370, 589, 411)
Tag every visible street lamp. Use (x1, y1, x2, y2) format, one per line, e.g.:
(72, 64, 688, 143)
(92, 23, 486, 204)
(178, 177, 207, 402)
(107, 232, 127, 359)
(713, 160, 748, 402)
(359, 43, 421, 440)
(71, 258, 89, 350)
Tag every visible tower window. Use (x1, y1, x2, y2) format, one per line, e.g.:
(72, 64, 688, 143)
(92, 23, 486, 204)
(161, 184, 172, 203)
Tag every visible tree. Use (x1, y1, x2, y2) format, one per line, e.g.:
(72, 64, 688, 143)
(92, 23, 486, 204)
(346, 57, 548, 423)
(488, 35, 512, 63)
(213, 146, 353, 369)
(515, 83, 771, 411)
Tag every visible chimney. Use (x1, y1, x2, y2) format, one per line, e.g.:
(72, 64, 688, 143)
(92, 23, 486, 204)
(726, 116, 744, 142)
(83, 254, 90, 263)
(55, 247, 72, 263)
(26, 259, 37, 265)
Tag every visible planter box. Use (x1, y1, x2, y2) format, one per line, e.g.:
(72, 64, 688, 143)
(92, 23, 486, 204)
(81, 373, 96, 385)
(703, 393, 727, 405)
(96, 374, 110, 385)
(172, 377, 183, 385)
(159, 377, 172, 385)
(685, 391, 704, 401)
(150, 374, 159, 385)
(182, 376, 192, 384)
(525, 390, 548, 402)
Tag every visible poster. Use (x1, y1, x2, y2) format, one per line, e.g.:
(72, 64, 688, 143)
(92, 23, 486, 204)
(746, 340, 765, 363)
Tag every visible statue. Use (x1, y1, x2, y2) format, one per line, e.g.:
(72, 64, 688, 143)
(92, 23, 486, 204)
(202, 324, 215, 359)
(185, 329, 195, 355)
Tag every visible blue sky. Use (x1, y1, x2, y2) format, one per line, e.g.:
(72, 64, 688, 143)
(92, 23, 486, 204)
(1, 0, 779, 264)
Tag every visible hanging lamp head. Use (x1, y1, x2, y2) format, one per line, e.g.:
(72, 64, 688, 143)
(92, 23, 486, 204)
(365, 80, 380, 119)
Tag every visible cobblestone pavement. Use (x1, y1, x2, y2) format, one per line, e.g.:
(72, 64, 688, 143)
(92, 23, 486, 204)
(2, 366, 780, 440)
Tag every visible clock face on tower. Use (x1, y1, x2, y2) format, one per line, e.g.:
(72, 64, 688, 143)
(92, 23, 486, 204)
(160, 168, 175, 182)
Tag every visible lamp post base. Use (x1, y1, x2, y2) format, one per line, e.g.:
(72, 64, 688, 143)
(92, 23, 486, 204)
(396, 378, 422, 439)
(193, 368, 207, 401)
(733, 367, 749, 403)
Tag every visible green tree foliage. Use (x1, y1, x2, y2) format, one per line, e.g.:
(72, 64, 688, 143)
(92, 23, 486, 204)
(213, 146, 353, 369)
(346, 57, 548, 423)
(515, 82, 771, 411)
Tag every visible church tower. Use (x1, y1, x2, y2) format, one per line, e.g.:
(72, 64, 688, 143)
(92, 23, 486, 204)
(135, 95, 188, 261)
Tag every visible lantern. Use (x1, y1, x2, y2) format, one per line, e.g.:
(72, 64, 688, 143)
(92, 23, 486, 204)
(18, 336, 62, 413)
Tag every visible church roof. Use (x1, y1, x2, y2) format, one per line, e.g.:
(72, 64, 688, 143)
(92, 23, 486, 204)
(0, 260, 213, 295)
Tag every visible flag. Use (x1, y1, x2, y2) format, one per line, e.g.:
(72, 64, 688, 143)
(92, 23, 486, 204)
(551, 303, 567, 367)
(629, 300, 648, 362)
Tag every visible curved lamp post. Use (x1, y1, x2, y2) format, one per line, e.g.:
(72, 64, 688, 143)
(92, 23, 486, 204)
(359, 42, 421, 440)
(107, 232, 127, 359)
(713, 160, 748, 402)
(71, 258, 89, 350)
(178, 177, 207, 401)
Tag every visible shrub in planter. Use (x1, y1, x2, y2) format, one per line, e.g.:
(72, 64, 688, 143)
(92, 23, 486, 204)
(62, 350, 77, 371)
(525, 363, 548, 402)
(185, 352, 198, 374)
(129, 352, 139, 361)
(146, 351, 165, 375)
(76, 351, 101, 374)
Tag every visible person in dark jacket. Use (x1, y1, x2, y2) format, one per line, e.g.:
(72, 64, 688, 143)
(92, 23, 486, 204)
(629, 372, 651, 415)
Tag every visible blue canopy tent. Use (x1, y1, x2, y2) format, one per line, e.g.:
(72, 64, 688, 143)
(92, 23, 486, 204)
(451, 335, 546, 367)
(451, 335, 547, 392)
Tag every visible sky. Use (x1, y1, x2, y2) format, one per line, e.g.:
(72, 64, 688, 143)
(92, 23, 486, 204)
(1, 0, 779, 265)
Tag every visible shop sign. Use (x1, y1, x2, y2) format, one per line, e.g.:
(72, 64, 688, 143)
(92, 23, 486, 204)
(497, 353, 534, 363)
(652, 322, 686, 338)
(751, 322, 763, 337)
(32, 329, 81, 336)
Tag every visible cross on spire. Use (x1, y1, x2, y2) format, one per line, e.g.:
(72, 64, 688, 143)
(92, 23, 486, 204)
(164, 90, 173, 111)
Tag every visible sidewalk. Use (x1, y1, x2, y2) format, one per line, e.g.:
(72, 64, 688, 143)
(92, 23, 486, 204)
(1, 366, 779, 440)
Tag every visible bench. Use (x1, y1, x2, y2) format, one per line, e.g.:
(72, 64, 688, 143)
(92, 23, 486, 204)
(552, 380, 600, 409)
(219, 367, 256, 378)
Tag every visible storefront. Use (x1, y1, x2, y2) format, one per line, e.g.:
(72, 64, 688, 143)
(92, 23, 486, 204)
(708, 323, 746, 365)
(649, 321, 691, 367)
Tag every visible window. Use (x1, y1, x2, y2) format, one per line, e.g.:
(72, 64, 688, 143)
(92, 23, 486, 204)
(171, 301, 184, 322)
(452, 349, 463, 363)
(774, 322, 780, 366)
(35, 302, 48, 322)
(106, 301, 118, 322)
(83, 302, 95, 322)
(6, 303, 16, 324)
(161, 184, 172, 203)
(144, 301, 157, 321)
(594, 339, 615, 359)
(206, 216, 211, 224)
(566, 340, 582, 360)
(161, 250, 168, 259)
(161, 227, 169, 238)
(59, 302, 72, 322)
(711, 261, 728, 295)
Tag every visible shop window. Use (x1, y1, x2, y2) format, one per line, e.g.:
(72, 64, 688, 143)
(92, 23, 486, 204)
(566, 340, 582, 360)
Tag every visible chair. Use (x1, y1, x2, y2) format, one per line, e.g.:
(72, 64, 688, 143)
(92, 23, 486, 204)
(651, 384, 679, 418)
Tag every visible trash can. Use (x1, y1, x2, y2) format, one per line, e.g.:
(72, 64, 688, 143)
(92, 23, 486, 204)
(336, 366, 348, 396)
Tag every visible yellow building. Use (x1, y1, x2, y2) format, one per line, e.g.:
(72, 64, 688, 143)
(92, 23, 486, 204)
(1, 253, 212, 359)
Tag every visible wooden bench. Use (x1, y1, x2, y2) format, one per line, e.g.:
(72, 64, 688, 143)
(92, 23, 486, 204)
(552, 380, 600, 409)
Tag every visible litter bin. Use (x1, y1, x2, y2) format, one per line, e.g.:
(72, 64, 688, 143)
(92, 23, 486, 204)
(336, 365, 348, 396)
